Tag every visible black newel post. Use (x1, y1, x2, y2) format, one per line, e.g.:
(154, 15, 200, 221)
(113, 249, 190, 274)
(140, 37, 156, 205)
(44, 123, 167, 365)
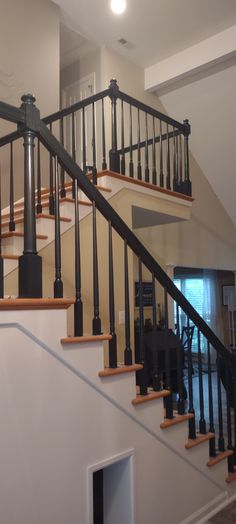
(183, 119, 192, 196)
(18, 94, 42, 298)
(109, 79, 120, 174)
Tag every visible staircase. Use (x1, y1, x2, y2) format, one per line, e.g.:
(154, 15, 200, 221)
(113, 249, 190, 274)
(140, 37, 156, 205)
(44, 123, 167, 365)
(0, 81, 235, 524)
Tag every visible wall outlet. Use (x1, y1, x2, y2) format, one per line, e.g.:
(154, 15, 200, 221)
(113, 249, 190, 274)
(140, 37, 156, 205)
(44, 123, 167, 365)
(119, 310, 125, 325)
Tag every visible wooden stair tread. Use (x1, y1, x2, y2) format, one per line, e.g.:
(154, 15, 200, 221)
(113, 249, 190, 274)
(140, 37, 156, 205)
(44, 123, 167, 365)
(66, 180, 112, 193)
(132, 389, 170, 405)
(96, 170, 194, 202)
(99, 364, 143, 377)
(1, 254, 19, 260)
(226, 470, 236, 483)
(207, 450, 234, 467)
(0, 298, 75, 310)
(61, 334, 112, 344)
(1, 231, 47, 240)
(36, 213, 71, 222)
(160, 412, 194, 429)
(185, 432, 215, 449)
(2, 214, 71, 227)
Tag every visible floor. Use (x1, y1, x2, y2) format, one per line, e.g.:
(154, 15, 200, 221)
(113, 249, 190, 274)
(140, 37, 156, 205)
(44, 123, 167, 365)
(208, 501, 236, 523)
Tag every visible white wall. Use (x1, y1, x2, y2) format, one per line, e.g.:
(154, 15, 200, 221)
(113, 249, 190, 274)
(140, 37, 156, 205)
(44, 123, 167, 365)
(0, 307, 231, 524)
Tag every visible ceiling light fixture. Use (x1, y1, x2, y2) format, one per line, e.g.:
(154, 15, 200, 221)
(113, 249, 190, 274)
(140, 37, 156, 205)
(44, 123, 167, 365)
(110, 0, 126, 15)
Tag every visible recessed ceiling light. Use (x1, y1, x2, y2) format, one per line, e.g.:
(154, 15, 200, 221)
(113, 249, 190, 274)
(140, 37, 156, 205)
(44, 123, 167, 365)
(110, 0, 126, 15)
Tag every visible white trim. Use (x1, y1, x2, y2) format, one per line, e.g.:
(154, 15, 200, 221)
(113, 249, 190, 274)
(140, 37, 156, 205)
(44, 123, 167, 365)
(180, 491, 228, 524)
(87, 448, 135, 524)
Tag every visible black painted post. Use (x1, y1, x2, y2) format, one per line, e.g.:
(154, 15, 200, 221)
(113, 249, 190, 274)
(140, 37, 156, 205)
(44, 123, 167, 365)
(9, 142, 15, 231)
(74, 177, 83, 336)
(197, 330, 207, 434)
(108, 221, 117, 367)
(145, 113, 149, 183)
(183, 119, 192, 196)
(138, 258, 148, 395)
(54, 157, 63, 298)
(207, 341, 216, 456)
(120, 100, 125, 175)
(226, 358, 235, 472)
(49, 123, 55, 215)
(92, 201, 101, 335)
(137, 109, 142, 180)
(18, 94, 42, 298)
(166, 124, 171, 190)
(92, 102, 97, 185)
(102, 99, 107, 171)
(159, 121, 164, 188)
(152, 274, 161, 391)
(0, 151, 3, 298)
(36, 139, 42, 214)
(109, 79, 120, 173)
(124, 239, 132, 365)
(152, 117, 157, 185)
(176, 304, 185, 415)
(60, 118, 66, 198)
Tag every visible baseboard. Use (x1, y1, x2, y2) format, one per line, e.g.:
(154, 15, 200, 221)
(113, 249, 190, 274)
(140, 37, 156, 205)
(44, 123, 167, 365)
(179, 492, 228, 524)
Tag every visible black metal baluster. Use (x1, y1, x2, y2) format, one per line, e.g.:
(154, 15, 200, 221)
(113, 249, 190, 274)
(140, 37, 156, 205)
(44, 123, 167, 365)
(92, 201, 101, 335)
(129, 105, 134, 178)
(74, 177, 83, 336)
(138, 258, 148, 395)
(82, 107, 86, 174)
(71, 112, 76, 198)
(187, 316, 196, 439)
(216, 355, 225, 451)
(176, 304, 185, 415)
(179, 134, 183, 193)
(173, 128, 179, 192)
(137, 109, 142, 180)
(54, 156, 63, 298)
(145, 113, 149, 183)
(49, 123, 55, 215)
(164, 289, 173, 418)
(108, 220, 117, 367)
(231, 357, 236, 465)
(152, 274, 161, 391)
(9, 142, 15, 231)
(159, 121, 164, 188)
(207, 340, 216, 456)
(225, 358, 234, 472)
(102, 99, 107, 171)
(124, 239, 132, 365)
(166, 124, 171, 190)
(183, 119, 192, 196)
(60, 118, 66, 198)
(92, 102, 97, 185)
(197, 330, 207, 434)
(36, 139, 42, 214)
(152, 117, 157, 185)
(120, 100, 125, 175)
(109, 79, 120, 173)
(0, 151, 3, 298)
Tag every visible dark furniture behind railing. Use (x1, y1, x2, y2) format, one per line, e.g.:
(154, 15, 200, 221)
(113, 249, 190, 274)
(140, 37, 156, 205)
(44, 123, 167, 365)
(0, 83, 235, 477)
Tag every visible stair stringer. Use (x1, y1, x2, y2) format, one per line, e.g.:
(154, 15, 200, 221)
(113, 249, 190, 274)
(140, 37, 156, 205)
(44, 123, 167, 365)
(0, 308, 232, 524)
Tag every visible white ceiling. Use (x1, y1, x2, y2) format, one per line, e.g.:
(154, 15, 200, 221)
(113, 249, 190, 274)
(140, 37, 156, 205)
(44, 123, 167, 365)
(56, 0, 236, 68)
(56, 0, 236, 228)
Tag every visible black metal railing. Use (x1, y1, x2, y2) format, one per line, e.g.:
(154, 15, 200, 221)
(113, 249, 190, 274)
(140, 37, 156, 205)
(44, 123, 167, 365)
(0, 87, 235, 478)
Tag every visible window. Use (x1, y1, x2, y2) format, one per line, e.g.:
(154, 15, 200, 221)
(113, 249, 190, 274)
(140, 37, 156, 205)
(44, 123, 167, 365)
(174, 276, 211, 353)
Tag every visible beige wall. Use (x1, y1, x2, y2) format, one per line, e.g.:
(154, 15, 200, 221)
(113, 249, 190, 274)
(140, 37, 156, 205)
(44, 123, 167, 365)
(60, 48, 102, 93)
(0, 0, 60, 206)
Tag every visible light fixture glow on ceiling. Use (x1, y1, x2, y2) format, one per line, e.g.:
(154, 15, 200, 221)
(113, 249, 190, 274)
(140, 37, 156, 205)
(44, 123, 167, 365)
(110, 0, 126, 15)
